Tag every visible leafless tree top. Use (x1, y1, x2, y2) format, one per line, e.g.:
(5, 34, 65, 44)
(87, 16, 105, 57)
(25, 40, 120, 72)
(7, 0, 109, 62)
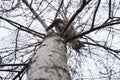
(0, 0, 120, 80)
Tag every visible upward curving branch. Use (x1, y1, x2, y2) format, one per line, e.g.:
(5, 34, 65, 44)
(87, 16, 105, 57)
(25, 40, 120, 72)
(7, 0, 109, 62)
(62, 0, 92, 35)
(91, 0, 101, 29)
(67, 17, 120, 41)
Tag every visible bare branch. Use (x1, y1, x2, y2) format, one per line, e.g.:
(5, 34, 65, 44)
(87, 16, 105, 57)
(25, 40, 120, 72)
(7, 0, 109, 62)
(62, 0, 92, 35)
(84, 36, 120, 54)
(91, 0, 101, 29)
(0, 16, 45, 38)
(22, 0, 48, 29)
(0, 63, 28, 67)
(13, 66, 27, 80)
(67, 18, 120, 41)
(54, 0, 64, 19)
(14, 29, 19, 63)
(109, 0, 112, 18)
(0, 0, 20, 12)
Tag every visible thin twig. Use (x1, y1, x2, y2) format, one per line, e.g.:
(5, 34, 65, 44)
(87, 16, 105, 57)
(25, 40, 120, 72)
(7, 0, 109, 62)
(84, 36, 120, 53)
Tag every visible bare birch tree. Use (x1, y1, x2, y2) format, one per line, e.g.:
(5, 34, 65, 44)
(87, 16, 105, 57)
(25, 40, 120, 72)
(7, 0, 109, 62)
(0, 0, 120, 80)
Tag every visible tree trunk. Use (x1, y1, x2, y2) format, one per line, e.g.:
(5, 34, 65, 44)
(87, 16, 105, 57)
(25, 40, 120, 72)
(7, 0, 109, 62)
(27, 33, 71, 80)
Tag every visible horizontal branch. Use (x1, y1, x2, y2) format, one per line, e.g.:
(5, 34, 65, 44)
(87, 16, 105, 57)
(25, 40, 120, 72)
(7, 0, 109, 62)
(0, 16, 45, 38)
(67, 18, 120, 41)
(84, 41, 120, 60)
(0, 69, 19, 72)
(84, 40, 120, 54)
(0, 63, 28, 67)
(83, 36, 120, 60)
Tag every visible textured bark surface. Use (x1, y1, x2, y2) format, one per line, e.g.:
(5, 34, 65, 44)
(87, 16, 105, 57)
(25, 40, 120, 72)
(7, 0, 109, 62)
(27, 33, 71, 80)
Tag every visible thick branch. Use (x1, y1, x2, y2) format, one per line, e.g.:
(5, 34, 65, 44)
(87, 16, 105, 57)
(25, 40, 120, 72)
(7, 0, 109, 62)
(54, 0, 64, 19)
(62, 0, 91, 35)
(91, 0, 101, 29)
(67, 18, 120, 41)
(109, 0, 112, 18)
(0, 63, 28, 67)
(0, 16, 45, 38)
(22, 0, 48, 29)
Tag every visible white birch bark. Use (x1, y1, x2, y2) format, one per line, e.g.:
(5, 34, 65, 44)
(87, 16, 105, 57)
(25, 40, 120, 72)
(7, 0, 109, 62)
(27, 33, 71, 80)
